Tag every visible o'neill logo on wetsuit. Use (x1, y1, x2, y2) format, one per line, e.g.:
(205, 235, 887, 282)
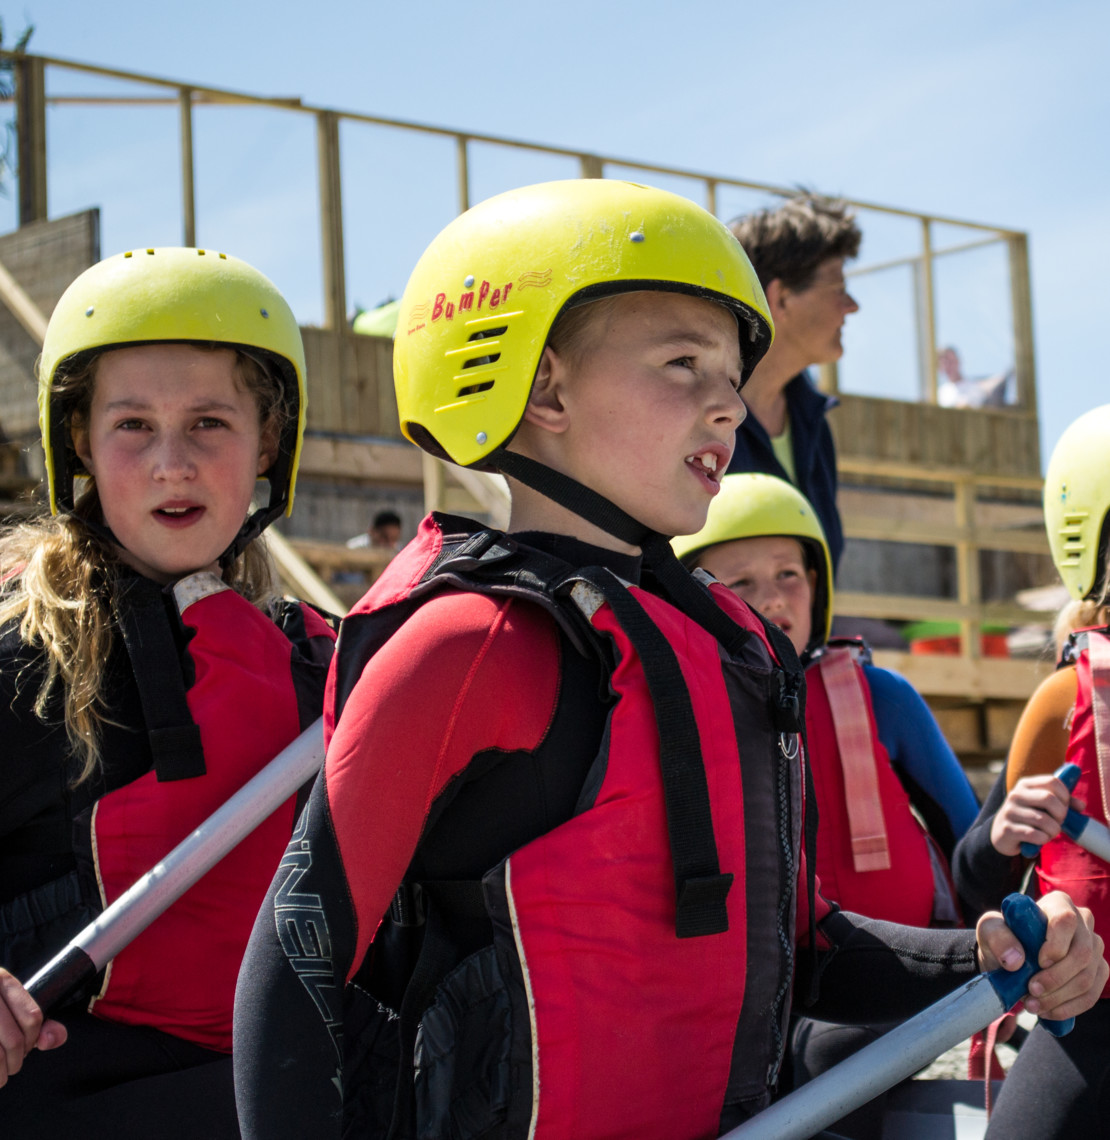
(405, 269, 552, 334)
(273, 801, 344, 1083)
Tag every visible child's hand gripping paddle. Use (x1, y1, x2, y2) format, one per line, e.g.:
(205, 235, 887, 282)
(720, 893, 1073, 1140)
(1019, 762, 1110, 864)
(22, 717, 325, 1014)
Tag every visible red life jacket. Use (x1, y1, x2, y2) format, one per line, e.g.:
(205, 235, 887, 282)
(804, 641, 957, 928)
(331, 515, 824, 1138)
(1037, 626, 1110, 998)
(88, 575, 336, 1050)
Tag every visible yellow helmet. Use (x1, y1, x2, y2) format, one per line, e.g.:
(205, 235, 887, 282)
(671, 473, 833, 650)
(1043, 404, 1110, 600)
(38, 247, 306, 551)
(394, 179, 773, 469)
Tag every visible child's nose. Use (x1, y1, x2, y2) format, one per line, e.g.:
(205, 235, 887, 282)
(153, 435, 196, 480)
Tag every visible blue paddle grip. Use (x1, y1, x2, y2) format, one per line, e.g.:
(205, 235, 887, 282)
(1020, 763, 1085, 859)
(987, 893, 1073, 1037)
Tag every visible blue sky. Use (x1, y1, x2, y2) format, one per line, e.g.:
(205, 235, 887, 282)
(6, 0, 1107, 462)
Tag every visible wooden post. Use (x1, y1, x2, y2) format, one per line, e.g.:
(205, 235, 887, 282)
(954, 478, 982, 661)
(817, 362, 840, 396)
(456, 135, 470, 214)
(705, 178, 718, 217)
(1008, 233, 1038, 425)
(579, 153, 603, 179)
(316, 110, 346, 329)
(916, 218, 938, 404)
(14, 53, 46, 226)
(179, 87, 196, 247)
(422, 451, 446, 515)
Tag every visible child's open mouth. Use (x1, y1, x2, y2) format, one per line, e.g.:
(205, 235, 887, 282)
(686, 450, 723, 489)
(155, 505, 203, 524)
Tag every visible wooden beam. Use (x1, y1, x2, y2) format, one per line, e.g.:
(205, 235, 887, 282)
(15, 54, 46, 226)
(266, 525, 346, 615)
(0, 252, 48, 344)
(871, 649, 1050, 701)
(316, 110, 346, 329)
(836, 591, 1053, 626)
(179, 87, 196, 247)
(297, 435, 423, 483)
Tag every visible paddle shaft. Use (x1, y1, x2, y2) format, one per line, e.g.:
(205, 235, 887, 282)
(23, 717, 325, 1013)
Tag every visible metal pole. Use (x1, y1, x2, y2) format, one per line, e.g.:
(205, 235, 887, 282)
(722, 894, 1067, 1140)
(25, 718, 325, 1013)
(179, 86, 196, 247)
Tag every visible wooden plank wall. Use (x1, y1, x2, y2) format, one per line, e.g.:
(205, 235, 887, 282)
(0, 209, 99, 446)
(829, 394, 1042, 480)
(302, 328, 400, 440)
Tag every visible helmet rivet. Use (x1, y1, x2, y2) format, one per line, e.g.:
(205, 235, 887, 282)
(260, 308, 269, 319)
(464, 275, 475, 288)
(476, 431, 488, 445)
(85, 307, 94, 317)
(630, 231, 645, 243)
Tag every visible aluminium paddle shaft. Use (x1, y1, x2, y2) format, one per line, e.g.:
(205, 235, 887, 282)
(23, 717, 325, 1013)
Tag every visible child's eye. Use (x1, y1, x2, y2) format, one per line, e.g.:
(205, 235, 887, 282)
(196, 417, 228, 430)
(668, 355, 696, 369)
(116, 418, 147, 431)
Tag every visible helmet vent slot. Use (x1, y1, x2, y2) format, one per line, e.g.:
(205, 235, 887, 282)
(460, 353, 500, 371)
(457, 379, 496, 397)
(467, 326, 507, 341)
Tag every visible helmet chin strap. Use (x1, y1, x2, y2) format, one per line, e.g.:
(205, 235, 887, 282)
(493, 451, 749, 655)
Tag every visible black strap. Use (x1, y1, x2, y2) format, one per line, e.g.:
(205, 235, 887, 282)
(760, 615, 821, 1005)
(111, 577, 206, 782)
(496, 451, 650, 548)
(495, 451, 751, 656)
(590, 571, 733, 938)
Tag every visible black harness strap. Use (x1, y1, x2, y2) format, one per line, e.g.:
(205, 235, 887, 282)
(589, 570, 734, 938)
(111, 576, 206, 782)
(760, 615, 821, 1005)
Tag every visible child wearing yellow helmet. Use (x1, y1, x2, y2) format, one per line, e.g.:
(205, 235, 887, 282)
(951, 404, 1110, 1136)
(675, 472, 979, 1137)
(0, 249, 336, 1136)
(234, 181, 1103, 1140)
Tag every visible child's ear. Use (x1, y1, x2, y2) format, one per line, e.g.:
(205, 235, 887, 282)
(256, 417, 280, 476)
(522, 345, 571, 434)
(70, 419, 94, 475)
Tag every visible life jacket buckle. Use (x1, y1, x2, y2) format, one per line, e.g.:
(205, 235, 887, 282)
(389, 883, 426, 927)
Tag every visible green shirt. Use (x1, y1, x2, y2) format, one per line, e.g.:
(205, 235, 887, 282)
(770, 414, 796, 483)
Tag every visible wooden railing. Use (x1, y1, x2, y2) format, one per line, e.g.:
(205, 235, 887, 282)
(3, 50, 1037, 418)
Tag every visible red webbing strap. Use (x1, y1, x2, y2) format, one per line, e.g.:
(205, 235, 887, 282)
(1089, 632, 1110, 818)
(817, 647, 891, 872)
(968, 1012, 1013, 1115)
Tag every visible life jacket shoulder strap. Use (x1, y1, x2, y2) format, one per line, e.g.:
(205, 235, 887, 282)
(111, 576, 206, 782)
(815, 646, 891, 873)
(1075, 626, 1110, 819)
